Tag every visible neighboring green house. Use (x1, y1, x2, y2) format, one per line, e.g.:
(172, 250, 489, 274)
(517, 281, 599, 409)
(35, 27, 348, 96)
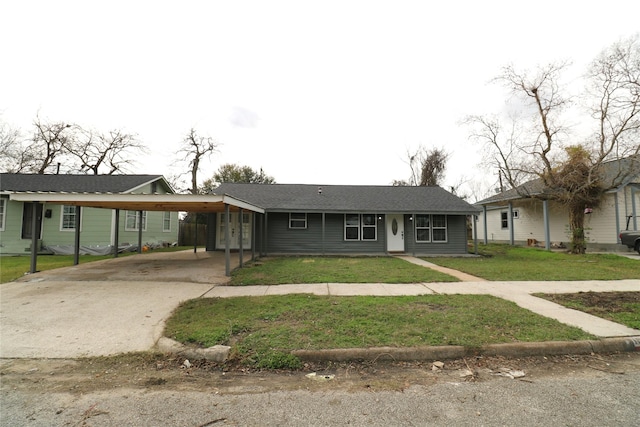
(0, 174, 179, 255)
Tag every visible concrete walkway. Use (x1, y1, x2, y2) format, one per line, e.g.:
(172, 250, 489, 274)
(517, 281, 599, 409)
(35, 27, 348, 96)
(1, 251, 638, 359)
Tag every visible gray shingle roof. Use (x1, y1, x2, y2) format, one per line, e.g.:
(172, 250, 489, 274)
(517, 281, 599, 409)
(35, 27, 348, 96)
(0, 174, 168, 193)
(215, 183, 479, 214)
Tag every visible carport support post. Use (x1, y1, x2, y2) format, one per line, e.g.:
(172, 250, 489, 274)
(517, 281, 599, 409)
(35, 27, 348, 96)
(251, 212, 256, 261)
(29, 202, 41, 274)
(224, 203, 231, 276)
(113, 209, 120, 258)
(193, 214, 198, 253)
(473, 214, 478, 254)
(543, 199, 551, 250)
(73, 206, 82, 265)
(137, 210, 143, 254)
(238, 208, 244, 268)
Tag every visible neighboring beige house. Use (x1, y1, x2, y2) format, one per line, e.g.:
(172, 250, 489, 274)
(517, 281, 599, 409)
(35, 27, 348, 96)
(474, 156, 640, 251)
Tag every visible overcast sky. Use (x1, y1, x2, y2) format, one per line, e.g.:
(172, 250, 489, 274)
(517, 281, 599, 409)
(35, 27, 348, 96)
(2, 1, 639, 199)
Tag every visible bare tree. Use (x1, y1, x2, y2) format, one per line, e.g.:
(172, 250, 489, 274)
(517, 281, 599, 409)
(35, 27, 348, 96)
(21, 115, 75, 174)
(176, 128, 219, 194)
(466, 35, 640, 253)
(0, 118, 24, 173)
(394, 145, 449, 186)
(70, 128, 146, 174)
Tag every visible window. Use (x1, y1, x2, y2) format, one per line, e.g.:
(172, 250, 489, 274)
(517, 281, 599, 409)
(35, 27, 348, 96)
(345, 214, 360, 240)
(512, 209, 520, 219)
(432, 215, 447, 242)
(0, 198, 6, 231)
(61, 205, 77, 231)
(501, 211, 509, 229)
(125, 211, 147, 231)
(415, 214, 431, 242)
(344, 214, 377, 241)
(163, 212, 171, 232)
(415, 214, 448, 243)
(289, 213, 307, 229)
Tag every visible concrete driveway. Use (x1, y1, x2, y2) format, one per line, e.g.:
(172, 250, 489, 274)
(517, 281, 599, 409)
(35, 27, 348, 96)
(0, 250, 248, 358)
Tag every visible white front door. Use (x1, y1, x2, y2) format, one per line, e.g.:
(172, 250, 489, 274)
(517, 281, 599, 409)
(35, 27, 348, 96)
(217, 212, 252, 249)
(386, 214, 405, 252)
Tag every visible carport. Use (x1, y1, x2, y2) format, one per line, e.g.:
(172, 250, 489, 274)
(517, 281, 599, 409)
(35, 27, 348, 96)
(9, 192, 265, 276)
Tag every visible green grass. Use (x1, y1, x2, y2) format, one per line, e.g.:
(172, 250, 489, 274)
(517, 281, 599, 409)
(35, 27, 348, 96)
(165, 294, 595, 369)
(428, 244, 640, 281)
(230, 256, 458, 285)
(0, 246, 200, 284)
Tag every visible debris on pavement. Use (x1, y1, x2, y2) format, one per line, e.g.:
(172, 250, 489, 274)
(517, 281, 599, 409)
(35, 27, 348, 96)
(305, 372, 335, 381)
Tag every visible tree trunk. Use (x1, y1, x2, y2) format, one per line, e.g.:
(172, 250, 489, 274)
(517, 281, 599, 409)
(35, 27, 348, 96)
(568, 204, 586, 254)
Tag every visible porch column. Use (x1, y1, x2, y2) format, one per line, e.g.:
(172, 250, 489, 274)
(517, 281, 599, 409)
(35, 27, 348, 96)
(614, 192, 620, 244)
(321, 212, 326, 255)
(224, 203, 230, 276)
(633, 187, 638, 230)
(263, 212, 268, 256)
(73, 206, 82, 265)
(113, 209, 120, 258)
(473, 214, 478, 254)
(251, 211, 256, 261)
(137, 210, 143, 254)
(482, 205, 488, 245)
(29, 202, 41, 274)
(543, 199, 550, 250)
(238, 208, 244, 268)
(193, 214, 198, 253)
(508, 202, 514, 245)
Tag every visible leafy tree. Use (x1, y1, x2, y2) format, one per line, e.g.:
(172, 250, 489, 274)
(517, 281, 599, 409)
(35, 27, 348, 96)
(201, 163, 275, 193)
(466, 35, 640, 253)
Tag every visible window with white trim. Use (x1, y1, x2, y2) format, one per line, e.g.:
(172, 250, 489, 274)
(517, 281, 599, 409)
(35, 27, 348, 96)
(344, 214, 377, 241)
(415, 214, 448, 243)
(500, 211, 509, 229)
(163, 212, 171, 232)
(0, 198, 6, 231)
(415, 214, 431, 242)
(61, 205, 77, 231)
(125, 210, 147, 231)
(432, 215, 447, 242)
(289, 213, 307, 229)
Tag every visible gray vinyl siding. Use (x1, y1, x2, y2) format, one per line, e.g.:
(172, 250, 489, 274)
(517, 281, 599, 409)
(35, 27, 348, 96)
(405, 215, 469, 255)
(265, 213, 386, 254)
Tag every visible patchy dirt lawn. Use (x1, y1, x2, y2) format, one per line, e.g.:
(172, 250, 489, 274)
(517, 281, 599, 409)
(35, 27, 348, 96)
(536, 291, 640, 329)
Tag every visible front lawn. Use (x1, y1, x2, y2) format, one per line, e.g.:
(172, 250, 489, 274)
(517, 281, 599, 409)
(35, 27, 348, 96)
(428, 244, 640, 281)
(165, 294, 595, 369)
(230, 256, 458, 285)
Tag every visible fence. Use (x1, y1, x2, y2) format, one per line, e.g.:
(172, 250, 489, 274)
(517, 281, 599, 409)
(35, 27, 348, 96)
(178, 223, 208, 246)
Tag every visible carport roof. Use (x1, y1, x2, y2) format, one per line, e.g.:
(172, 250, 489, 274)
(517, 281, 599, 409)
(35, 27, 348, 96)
(7, 193, 264, 213)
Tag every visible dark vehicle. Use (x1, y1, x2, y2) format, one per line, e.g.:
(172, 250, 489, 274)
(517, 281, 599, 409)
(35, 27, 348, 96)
(619, 216, 640, 254)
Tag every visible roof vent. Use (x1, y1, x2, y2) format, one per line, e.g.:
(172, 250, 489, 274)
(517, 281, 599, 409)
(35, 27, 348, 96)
(318, 186, 322, 194)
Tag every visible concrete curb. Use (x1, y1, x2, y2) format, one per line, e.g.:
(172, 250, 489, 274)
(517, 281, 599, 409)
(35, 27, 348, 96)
(291, 336, 640, 363)
(157, 336, 640, 364)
